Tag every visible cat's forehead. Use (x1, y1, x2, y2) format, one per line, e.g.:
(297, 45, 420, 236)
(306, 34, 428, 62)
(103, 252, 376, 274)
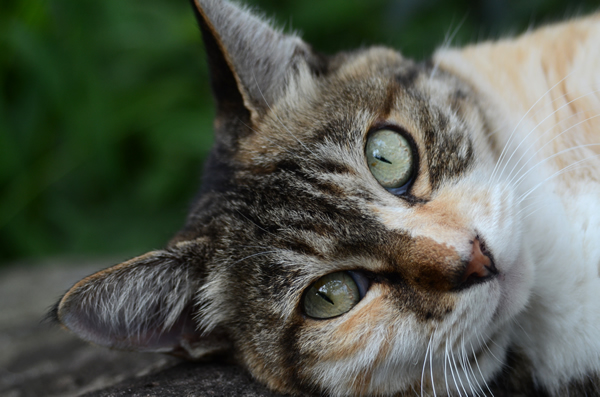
(183, 46, 482, 281)
(235, 46, 476, 196)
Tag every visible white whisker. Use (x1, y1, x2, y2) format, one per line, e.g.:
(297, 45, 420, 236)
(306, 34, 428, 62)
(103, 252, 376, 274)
(421, 332, 434, 397)
(431, 14, 468, 81)
(490, 70, 575, 185)
(502, 112, 600, 195)
(464, 339, 486, 397)
(430, 326, 438, 397)
(476, 332, 503, 366)
(449, 333, 468, 397)
(509, 139, 600, 198)
(471, 338, 494, 397)
(458, 337, 479, 397)
(444, 337, 451, 396)
(497, 89, 600, 183)
(447, 340, 463, 397)
(225, 251, 279, 270)
(500, 110, 584, 193)
(514, 196, 547, 218)
(517, 151, 600, 204)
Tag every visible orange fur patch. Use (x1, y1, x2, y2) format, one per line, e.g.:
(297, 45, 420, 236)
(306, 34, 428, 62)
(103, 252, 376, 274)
(438, 14, 600, 187)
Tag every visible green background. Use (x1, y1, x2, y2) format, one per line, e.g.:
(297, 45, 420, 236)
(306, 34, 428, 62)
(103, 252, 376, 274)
(1, 0, 598, 265)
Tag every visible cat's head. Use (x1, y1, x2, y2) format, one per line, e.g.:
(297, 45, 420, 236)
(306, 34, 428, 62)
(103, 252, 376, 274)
(54, 0, 534, 395)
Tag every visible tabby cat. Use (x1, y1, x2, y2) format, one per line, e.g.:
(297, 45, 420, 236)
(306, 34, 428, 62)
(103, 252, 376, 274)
(53, 0, 600, 395)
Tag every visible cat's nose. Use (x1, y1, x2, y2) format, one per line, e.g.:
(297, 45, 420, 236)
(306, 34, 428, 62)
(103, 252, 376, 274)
(459, 237, 497, 288)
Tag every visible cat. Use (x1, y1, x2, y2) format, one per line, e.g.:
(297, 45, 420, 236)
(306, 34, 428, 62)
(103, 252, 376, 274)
(51, 0, 600, 395)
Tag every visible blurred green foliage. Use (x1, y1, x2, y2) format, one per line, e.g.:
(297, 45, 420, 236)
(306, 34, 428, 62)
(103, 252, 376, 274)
(1, 0, 597, 264)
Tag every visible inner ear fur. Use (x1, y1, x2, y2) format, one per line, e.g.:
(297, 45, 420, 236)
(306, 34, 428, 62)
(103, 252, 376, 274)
(56, 242, 229, 359)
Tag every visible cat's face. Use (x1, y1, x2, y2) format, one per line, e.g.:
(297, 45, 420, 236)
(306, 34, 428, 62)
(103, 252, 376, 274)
(55, 0, 534, 395)
(184, 46, 533, 394)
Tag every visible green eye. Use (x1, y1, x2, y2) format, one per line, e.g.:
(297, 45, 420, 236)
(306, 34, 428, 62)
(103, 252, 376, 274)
(303, 272, 363, 319)
(366, 129, 414, 189)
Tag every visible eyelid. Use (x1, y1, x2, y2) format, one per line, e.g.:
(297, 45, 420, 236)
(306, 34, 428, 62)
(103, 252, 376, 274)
(347, 270, 370, 298)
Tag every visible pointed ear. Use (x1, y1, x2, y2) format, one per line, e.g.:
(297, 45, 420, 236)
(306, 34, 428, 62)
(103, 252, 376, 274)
(56, 240, 229, 359)
(191, 0, 327, 122)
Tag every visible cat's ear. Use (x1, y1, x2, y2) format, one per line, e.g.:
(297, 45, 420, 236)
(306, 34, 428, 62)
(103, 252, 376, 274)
(54, 240, 229, 359)
(191, 0, 326, 121)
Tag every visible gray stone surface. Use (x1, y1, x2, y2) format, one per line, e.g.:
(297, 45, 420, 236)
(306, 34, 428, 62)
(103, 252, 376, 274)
(82, 362, 282, 397)
(0, 260, 283, 397)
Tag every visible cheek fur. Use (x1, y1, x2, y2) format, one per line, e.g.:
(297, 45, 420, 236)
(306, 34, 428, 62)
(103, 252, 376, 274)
(300, 287, 391, 363)
(295, 284, 455, 395)
(300, 290, 423, 395)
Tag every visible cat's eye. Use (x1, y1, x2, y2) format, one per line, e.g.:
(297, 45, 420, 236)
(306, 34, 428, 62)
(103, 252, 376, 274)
(366, 129, 414, 189)
(303, 271, 368, 319)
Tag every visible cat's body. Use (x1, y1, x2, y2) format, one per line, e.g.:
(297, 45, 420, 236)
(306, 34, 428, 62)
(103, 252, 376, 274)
(53, 1, 600, 396)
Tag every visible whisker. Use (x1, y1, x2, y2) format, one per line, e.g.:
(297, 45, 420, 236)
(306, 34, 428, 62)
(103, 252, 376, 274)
(510, 139, 600, 198)
(497, 89, 600, 183)
(449, 332, 468, 397)
(471, 338, 494, 397)
(500, 110, 584, 193)
(502, 112, 600, 194)
(225, 251, 279, 269)
(444, 337, 451, 396)
(430, 326, 438, 397)
(421, 332, 434, 397)
(514, 196, 547, 218)
(476, 332, 503, 366)
(521, 205, 551, 221)
(464, 339, 486, 397)
(235, 209, 278, 238)
(526, 83, 600, 121)
(485, 83, 599, 143)
(447, 336, 464, 397)
(484, 121, 509, 139)
(519, 153, 595, 222)
(452, 349, 469, 396)
(458, 337, 479, 397)
(517, 151, 600, 204)
(431, 14, 468, 81)
(490, 70, 575, 185)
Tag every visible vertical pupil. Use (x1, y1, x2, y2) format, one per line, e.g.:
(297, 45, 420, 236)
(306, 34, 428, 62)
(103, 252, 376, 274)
(366, 129, 413, 189)
(374, 154, 392, 164)
(317, 291, 334, 305)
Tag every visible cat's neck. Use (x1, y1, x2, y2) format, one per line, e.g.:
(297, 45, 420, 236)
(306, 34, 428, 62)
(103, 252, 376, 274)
(511, 181, 600, 391)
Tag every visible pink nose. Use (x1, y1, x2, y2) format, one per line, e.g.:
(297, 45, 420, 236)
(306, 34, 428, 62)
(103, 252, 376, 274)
(461, 237, 497, 286)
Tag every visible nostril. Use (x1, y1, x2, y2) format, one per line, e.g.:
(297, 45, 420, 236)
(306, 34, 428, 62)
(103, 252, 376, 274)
(460, 237, 498, 286)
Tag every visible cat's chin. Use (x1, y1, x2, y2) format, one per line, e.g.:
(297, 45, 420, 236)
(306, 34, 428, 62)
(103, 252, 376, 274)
(456, 243, 535, 390)
(418, 265, 532, 397)
(492, 244, 535, 326)
(436, 244, 535, 395)
(439, 324, 513, 396)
